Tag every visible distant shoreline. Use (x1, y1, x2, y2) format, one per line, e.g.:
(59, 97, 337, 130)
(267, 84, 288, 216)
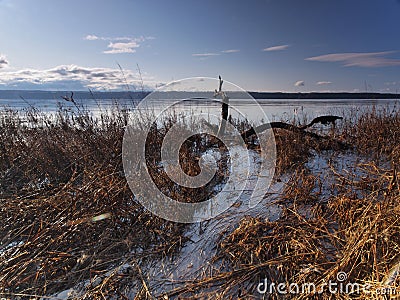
(249, 91, 399, 100)
(0, 89, 398, 100)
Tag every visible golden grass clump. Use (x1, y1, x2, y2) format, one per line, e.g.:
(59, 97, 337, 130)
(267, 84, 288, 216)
(343, 104, 400, 162)
(182, 161, 399, 299)
(0, 106, 189, 297)
(164, 106, 400, 299)
(0, 102, 399, 299)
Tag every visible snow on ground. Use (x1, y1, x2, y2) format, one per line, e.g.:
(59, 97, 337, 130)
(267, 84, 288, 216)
(51, 146, 284, 298)
(51, 148, 382, 299)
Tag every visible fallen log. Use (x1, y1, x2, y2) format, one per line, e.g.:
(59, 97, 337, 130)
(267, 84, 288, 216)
(241, 119, 349, 149)
(212, 76, 348, 149)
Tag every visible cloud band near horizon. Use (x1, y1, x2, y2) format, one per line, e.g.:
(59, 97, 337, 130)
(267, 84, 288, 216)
(0, 64, 154, 90)
(306, 51, 400, 67)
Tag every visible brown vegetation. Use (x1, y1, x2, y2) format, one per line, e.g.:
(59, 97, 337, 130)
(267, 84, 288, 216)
(0, 106, 186, 297)
(167, 105, 400, 299)
(0, 102, 399, 299)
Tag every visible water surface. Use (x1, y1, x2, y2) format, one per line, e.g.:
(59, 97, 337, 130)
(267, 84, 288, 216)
(0, 96, 398, 123)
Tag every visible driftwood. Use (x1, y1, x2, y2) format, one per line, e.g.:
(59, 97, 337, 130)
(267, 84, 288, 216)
(242, 119, 348, 149)
(242, 122, 305, 140)
(213, 76, 348, 148)
(241, 114, 344, 140)
(241, 120, 349, 150)
(300, 115, 343, 129)
(215, 76, 229, 137)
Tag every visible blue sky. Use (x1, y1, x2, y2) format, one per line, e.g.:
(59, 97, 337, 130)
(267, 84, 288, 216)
(0, 0, 399, 92)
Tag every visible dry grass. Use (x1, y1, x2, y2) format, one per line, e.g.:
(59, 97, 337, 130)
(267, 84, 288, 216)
(0, 102, 399, 299)
(208, 162, 399, 299)
(342, 104, 400, 162)
(0, 105, 189, 298)
(266, 113, 349, 175)
(163, 105, 400, 299)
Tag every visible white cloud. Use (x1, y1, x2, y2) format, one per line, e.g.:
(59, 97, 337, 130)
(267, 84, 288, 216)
(84, 35, 153, 54)
(317, 81, 332, 85)
(0, 64, 156, 90)
(103, 41, 140, 54)
(192, 53, 220, 57)
(305, 51, 400, 67)
(221, 49, 240, 53)
(192, 50, 239, 58)
(84, 34, 99, 41)
(294, 80, 305, 87)
(0, 54, 9, 69)
(263, 45, 290, 51)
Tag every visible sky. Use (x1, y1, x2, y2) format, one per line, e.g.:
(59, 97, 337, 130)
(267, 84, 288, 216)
(0, 0, 400, 92)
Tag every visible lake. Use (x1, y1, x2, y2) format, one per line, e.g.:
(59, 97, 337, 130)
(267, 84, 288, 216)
(0, 96, 398, 124)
